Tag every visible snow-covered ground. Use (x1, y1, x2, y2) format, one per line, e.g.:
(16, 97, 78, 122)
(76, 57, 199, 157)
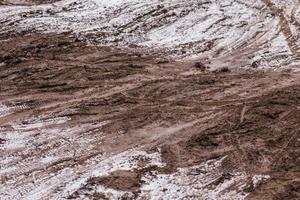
(0, 97, 273, 200)
(0, 104, 29, 118)
(0, 1, 299, 199)
(0, 0, 300, 68)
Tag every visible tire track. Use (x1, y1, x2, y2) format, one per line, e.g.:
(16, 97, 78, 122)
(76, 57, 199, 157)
(262, 0, 300, 58)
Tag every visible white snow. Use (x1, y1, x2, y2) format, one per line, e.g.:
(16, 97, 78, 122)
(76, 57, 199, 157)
(61, 148, 166, 198)
(0, 0, 299, 67)
(11, 116, 70, 130)
(0, 104, 28, 118)
(138, 156, 249, 200)
(252, 175, 270, 187)
(64, 155, 271, 200)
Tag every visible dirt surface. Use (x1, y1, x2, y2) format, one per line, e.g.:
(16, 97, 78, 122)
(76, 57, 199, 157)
(0, 0, 59, 5)
(0, 32, 299, 199)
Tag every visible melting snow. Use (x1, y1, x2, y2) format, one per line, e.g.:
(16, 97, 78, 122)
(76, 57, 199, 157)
(11, 116, 70, 130)
(61, 155, 271, 200)
(0, 0, 299, 66)
(0, 104, 28, 118)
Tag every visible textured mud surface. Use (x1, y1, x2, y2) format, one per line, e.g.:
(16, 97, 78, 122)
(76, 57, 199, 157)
(0, 0, 300, 200)
(0, 33, 299, 199)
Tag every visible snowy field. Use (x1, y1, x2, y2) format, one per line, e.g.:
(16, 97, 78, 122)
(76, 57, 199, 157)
(0, 0, 300, 68)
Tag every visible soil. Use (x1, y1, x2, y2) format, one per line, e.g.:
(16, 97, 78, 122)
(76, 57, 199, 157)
(86, 170, 141, 192)
(0, 31, 299, 199)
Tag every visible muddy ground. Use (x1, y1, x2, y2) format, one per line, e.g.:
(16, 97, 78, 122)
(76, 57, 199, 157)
(0, 0, 59, 5)
(0, 32, 299, 199)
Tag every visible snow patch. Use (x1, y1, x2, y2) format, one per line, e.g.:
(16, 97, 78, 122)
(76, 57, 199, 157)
(252, 174, 270, 187)
(0, 104, 28, 118)
(0, 0, 298, 66)
(11, 116, 70, 130)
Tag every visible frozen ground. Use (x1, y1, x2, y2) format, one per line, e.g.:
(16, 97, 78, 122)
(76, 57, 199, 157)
(0, 107, 271, 200)
(0, 0, 300, 68)
(0, 1, 300, 200)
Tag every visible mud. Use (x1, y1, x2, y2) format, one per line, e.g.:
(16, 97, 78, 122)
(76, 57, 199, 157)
(0, 31, 299, 199)
(89, 170, 142, 192)
(0, 0, 59, 5)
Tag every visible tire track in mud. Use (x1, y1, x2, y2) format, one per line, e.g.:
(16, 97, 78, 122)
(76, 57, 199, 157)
(271, 129, 300, 168)
(262, 0, 300, 58)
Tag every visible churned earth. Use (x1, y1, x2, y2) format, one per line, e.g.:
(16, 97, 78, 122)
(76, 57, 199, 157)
(0, 0, 300, 200)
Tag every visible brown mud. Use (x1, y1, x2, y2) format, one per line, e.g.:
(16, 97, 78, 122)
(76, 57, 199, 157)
(0, 32, 299, 199)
